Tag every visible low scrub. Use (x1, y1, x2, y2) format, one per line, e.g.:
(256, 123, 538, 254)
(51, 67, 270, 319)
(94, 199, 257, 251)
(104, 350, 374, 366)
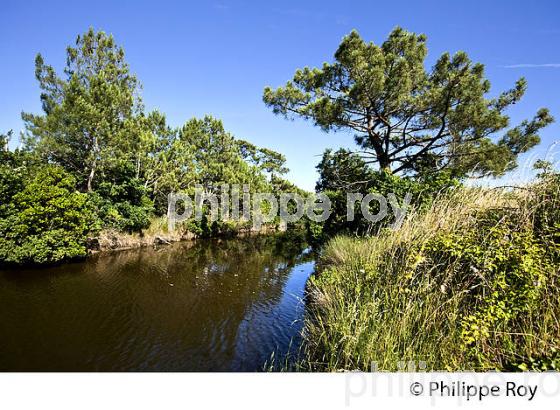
(302, 172, 560, 371)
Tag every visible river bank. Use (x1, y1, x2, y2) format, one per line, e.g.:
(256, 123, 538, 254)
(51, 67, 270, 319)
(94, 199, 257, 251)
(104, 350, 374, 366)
(87, 217, 285, 254)
(299, 179, 560, 371)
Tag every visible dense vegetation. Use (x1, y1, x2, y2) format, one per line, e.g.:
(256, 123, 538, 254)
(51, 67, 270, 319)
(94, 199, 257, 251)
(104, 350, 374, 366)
(309, 148, 459, 240)
(301, 169, 560, 371)
(0, 162, 96, 264)
(262, 28, 559, 371)
(0, 29, 297, 265)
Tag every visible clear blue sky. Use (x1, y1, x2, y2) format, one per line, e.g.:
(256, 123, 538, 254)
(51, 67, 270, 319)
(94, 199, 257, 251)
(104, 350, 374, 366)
(1, 0, 559, 190)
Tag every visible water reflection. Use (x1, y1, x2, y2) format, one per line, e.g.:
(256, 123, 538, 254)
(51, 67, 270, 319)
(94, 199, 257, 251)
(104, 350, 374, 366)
(0, 233, 314, 371)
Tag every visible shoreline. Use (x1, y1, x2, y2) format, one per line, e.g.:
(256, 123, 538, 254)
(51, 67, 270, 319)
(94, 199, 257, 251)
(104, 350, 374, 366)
(87, 224, 285, 255)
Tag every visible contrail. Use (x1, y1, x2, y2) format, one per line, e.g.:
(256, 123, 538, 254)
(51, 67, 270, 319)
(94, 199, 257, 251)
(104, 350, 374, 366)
(503, 63, 560, 68)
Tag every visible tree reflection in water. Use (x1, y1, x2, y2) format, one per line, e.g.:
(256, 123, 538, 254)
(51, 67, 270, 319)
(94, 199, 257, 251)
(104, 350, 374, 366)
(0, 232, 315, 371)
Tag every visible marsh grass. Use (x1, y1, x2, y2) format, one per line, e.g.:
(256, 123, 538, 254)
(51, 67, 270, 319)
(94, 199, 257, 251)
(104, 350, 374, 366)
(300, 180, 560, 371)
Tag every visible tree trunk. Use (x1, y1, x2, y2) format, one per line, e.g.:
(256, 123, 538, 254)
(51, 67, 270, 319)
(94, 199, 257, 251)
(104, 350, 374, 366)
(87, 135, 99, 192)
(378, 153, 391, 173)
(87, 162, 96, 192)
(367, 127, 391, 172)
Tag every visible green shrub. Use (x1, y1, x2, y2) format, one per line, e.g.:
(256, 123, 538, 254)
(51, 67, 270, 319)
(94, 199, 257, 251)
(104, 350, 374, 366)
(89, 165, 154, 232)
(526, 168, 560, 260)
(424, 221, 550, 368)
(89, 195, 153, 233)
(0, 165, 98, 265)
(319, 170, 459, 238)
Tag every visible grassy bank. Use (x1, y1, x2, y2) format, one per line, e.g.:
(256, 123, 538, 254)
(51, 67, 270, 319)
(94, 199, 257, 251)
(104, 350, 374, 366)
(300, 172, 560, 371)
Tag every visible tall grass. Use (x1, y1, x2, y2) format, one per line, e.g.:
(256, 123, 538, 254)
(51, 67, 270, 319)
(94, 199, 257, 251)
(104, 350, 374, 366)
(301, 178, 560, 371)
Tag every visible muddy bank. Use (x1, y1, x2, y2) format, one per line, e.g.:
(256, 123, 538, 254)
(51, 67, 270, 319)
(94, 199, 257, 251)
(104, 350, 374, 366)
(87, 224, 285, 254)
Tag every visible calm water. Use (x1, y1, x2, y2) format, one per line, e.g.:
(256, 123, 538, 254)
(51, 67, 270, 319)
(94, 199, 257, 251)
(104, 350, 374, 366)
(0, 234, 314, 371)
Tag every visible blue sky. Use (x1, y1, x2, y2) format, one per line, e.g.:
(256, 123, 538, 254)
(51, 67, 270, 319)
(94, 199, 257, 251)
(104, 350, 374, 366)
(1, 0, 559, 190)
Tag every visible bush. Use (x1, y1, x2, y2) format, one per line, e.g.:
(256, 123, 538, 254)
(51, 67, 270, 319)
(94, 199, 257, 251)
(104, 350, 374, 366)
(89, 194, 153, 233)
(317, 170, 459, 239)
(0, 165, 97, 265)
(526, 166, 560, 260)
(88, 165, 154, 233)
(302, 173, 560, 371)
(425, 218, 550, 369)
